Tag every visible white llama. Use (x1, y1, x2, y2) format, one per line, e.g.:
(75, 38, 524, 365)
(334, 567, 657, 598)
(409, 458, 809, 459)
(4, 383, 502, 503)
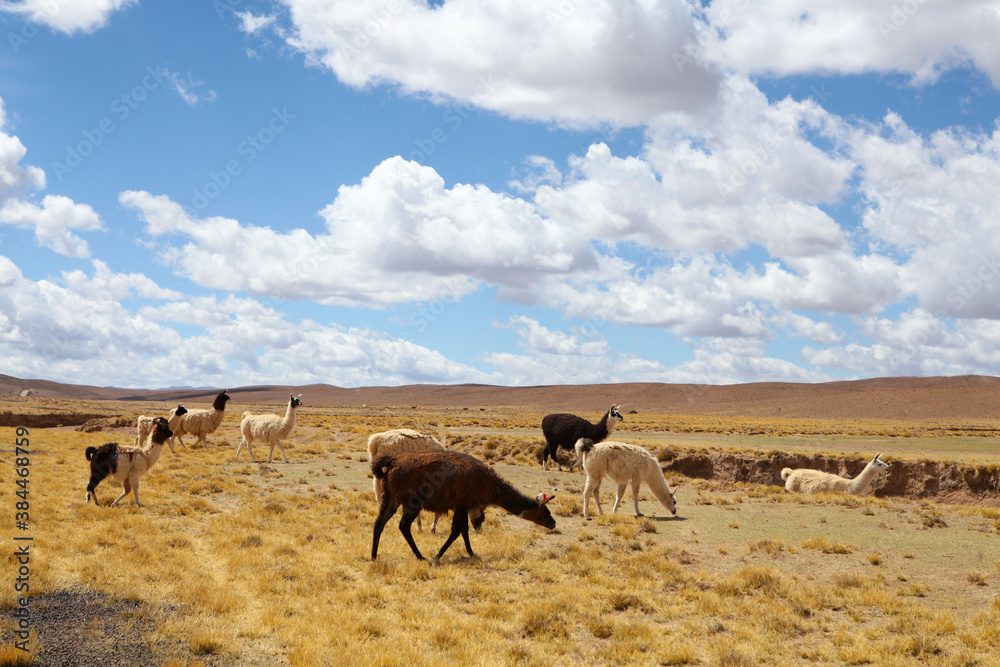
(575, 438, 678, 521)
(781, 453, 891, 495)
(234, 394, 302, 463)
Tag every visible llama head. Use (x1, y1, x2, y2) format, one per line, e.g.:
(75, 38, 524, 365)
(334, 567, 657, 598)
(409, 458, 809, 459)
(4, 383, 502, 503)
(150, 416, 173, 443)
(213, 390, 231, 410)
(290, 393, 303, 408)
(665, 482, 679, 516)
(522, 492, 557, 530)
(606, 405, 624, 434)
(872, 453, 891, 472)
(174, 404, 188, 417)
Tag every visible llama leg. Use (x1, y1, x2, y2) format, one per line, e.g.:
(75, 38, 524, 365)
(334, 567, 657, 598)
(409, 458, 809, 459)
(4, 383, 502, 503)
(131, 475, 142, 507)
(542, 443, 552, 470)
(470, 507, 485, 531)
(591, 476, 605, 516)
(86, 474, 104, 505)
(166, 438, 175, 454)
(398, 507, 425, 560)
(111, 478, 131, 507)
(612, 482, 628, 514)
(371, 499, 400, 560)
(631, 479, 643, 517)
(455, 508, 476, 558)
(233, 436, 246, 462)
(274, 440, 289, 464)
(434, 506, 472, 560)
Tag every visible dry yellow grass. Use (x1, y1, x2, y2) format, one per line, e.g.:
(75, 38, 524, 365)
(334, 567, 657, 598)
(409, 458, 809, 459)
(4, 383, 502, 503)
(1, 400, 999, 665)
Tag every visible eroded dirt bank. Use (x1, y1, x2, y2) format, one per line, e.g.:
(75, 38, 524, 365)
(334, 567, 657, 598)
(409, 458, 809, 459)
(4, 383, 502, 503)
(0, 412, 106, 429)
(665, 451, 1000, 507)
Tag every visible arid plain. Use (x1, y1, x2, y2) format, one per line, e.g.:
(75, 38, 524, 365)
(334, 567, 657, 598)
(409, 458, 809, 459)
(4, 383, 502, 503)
(2, 374, 1000, 666)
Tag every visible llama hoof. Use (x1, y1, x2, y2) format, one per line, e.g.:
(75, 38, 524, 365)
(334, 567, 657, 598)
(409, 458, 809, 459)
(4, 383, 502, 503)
(635, 513, 645, 518)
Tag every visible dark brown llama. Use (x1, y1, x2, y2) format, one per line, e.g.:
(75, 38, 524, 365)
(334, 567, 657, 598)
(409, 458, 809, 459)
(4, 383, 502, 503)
(371, 450, 556, 561)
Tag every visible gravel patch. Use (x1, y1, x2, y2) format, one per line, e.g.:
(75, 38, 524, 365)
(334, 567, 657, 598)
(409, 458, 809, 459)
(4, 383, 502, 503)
(10, 590, 161, 667)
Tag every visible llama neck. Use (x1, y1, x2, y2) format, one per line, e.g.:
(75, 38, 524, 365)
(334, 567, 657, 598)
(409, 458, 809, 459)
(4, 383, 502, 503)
(589, 413, 610, 438)
(280, 404, 298, 435)
(490, 479, 537, 516)
(847, 460, 880, 493)
(207, 408, 225, 430)
(144, 439, 166, 469)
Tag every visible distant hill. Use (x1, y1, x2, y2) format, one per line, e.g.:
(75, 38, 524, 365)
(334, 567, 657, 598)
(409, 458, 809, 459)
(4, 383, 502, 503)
(3, 373, 999, 420)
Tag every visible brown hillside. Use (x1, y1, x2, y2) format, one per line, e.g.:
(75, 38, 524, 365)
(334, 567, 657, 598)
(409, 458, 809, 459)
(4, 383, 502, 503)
(2, 373, 1000, 420)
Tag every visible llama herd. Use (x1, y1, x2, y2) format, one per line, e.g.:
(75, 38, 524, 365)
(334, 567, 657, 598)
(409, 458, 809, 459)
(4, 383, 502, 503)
(85, 391, 303, 506)
(83, 396, 893, 562)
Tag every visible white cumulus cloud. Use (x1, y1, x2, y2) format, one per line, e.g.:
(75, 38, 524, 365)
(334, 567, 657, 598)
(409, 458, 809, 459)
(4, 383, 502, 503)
(0, 0, 138, 35)
(279, 0, 722, 126)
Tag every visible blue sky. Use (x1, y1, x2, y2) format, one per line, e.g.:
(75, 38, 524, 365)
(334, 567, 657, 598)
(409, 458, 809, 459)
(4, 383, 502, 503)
(2, 0, 1000, 389)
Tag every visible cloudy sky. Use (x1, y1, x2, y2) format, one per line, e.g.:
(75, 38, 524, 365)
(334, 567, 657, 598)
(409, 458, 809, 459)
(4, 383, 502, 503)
(1, 0, 1000, 389)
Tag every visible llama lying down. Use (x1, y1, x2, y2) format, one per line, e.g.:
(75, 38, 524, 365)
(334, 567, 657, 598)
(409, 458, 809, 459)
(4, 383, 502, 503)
(781, 453, 891, 495)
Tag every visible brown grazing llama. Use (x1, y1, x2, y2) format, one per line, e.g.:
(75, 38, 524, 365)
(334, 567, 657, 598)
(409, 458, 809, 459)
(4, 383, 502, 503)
(85, 416, 173, 507)
(371, 450, 556, 561)
(366, 428, 484, 533)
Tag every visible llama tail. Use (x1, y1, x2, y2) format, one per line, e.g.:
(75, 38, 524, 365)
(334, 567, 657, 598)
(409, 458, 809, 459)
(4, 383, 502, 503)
(574, 438, 594, 468)
(371, 454, 393, 480)
(780, 467, 793, 481)
(85, 446, 97, 461)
